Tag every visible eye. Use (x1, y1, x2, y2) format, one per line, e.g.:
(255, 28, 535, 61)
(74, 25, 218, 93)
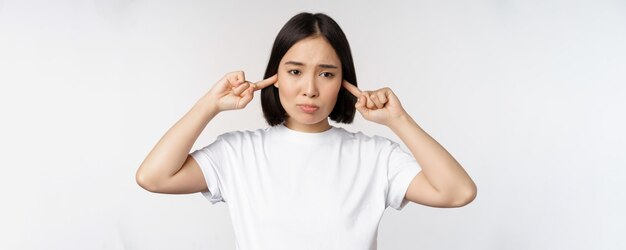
(288, 69, 301, 75)
(319, 72, 334, 78)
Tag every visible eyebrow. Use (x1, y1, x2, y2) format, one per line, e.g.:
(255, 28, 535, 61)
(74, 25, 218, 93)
(284, 61, 339, 69)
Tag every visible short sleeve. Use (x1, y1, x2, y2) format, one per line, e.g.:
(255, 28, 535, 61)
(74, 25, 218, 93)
(190, 137, 227, 205)
(386, 142, 422, 210)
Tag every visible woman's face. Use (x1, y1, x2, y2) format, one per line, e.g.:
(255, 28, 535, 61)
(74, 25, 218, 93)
(275, 36, 343, 133)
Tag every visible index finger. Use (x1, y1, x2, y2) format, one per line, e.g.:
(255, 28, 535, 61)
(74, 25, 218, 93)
(252, 74, 278, 90)
(342, 80, 362, 97)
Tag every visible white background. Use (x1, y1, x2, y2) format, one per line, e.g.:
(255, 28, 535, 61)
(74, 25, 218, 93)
(1, 0, 625, 249)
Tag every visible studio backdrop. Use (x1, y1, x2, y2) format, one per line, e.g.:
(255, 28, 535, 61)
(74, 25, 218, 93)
(0, 0, 624, 249)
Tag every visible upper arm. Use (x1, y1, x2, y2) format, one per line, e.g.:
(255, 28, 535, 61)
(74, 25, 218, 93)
(404, 172, 473, 208)
(140, 155, 209, 194)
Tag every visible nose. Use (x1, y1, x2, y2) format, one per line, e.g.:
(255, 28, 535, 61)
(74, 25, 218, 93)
(302, 76, 319, 98)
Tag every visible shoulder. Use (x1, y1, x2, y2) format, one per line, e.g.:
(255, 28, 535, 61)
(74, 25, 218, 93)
(214, 127, 272, 143)
(335, 127, 398, 149)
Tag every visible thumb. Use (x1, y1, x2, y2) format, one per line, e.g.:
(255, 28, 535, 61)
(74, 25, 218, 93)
(237, 87, 255, 109)
(355, 95, 369, 115)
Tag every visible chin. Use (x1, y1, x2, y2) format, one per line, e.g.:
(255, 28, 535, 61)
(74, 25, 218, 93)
(294, 117, 323, 125)
(287, 111, 329, 125)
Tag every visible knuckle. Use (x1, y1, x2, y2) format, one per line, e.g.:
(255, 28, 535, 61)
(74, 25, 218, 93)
(228, 70, 245, 79)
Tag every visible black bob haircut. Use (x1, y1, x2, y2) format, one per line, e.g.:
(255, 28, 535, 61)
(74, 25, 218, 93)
(261, 12, 358, 126)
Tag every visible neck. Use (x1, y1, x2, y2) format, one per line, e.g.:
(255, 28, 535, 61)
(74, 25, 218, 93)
(284, 119, 331, 133)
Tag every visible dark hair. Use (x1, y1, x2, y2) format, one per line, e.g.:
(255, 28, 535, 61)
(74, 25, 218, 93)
(261, 12, 358, 126)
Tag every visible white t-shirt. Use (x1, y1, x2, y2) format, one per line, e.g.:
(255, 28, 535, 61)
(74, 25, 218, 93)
(190, 123, 421, 250)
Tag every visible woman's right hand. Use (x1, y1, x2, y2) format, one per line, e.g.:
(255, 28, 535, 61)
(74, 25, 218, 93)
(205, 71, 278, 112)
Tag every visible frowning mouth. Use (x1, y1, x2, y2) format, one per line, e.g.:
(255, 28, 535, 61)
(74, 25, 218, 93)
(297, 104, 319, 113)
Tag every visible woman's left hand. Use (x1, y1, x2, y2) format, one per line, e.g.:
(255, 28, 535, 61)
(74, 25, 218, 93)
(342, 80, 408, 126)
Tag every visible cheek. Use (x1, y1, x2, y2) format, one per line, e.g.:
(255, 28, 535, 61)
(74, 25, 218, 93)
(276, 77, 299, 95)
(277, 81, 299, 103)
(321, 83, 342, 107)
(278, 83, 298, 95)
(325, 80, 343, 96)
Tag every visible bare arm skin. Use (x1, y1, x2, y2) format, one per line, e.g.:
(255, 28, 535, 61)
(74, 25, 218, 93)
(388, 114, 477, 208)
(342, 81, 477, 208)
(135, 96, 218, 194)
(135, 71, 277, 194)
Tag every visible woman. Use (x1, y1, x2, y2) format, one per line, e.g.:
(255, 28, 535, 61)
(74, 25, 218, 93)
(136, 12, 476, 249)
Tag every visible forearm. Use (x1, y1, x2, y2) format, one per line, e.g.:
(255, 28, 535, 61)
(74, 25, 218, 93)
(136, 94, 219, 184)
(388, 113, 476, 196)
